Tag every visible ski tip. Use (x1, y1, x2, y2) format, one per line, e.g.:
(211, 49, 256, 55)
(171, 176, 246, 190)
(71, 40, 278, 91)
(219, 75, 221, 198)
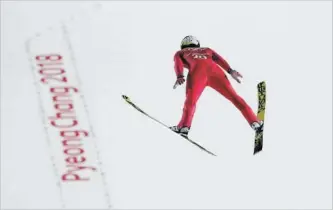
(258, 81, 266, 86)
(122, 95, 132, 103)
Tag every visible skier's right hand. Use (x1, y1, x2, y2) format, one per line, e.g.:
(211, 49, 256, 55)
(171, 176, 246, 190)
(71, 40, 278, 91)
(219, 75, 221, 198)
(173, 75, 185, 89)
(229, 69, 243, 83)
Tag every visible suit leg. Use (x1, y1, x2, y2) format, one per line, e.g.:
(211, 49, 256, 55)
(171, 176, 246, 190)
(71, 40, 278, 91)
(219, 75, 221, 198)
(178, 67, 208, 128)
(208, 67, 258, 125)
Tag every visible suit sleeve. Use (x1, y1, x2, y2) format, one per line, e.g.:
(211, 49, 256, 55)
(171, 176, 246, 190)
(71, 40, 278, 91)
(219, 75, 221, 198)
(174, 51, 184, 78)
(211, 49, 232, 73)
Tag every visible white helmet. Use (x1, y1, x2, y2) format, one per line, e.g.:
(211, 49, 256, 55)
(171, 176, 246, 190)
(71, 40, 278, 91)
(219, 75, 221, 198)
(180, 35, 200, 49)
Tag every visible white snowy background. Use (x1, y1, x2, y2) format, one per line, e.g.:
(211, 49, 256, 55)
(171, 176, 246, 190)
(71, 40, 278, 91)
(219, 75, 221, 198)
(1, 1, 332, 209)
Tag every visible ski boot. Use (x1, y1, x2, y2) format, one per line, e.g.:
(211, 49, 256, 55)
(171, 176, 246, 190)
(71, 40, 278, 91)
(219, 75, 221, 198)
(251, 120, 264, 132)
(169, 126, 190, 137)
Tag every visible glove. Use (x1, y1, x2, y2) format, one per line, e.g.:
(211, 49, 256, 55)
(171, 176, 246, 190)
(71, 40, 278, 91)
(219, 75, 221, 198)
(227, 68, 243, 83)
(173, 75, 185, 89)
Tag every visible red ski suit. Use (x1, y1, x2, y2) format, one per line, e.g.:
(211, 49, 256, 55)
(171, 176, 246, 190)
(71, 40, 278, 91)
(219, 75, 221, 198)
(174, 47, 258, 128)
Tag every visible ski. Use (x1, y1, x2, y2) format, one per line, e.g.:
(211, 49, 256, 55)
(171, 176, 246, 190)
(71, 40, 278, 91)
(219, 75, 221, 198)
(254, 81, 266, 154)
(122, 95, 217, 156)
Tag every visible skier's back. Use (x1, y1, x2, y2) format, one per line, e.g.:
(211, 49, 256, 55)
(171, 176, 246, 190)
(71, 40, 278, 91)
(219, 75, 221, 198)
(174, 47, 230, 75)
(170, 35, 263, 136)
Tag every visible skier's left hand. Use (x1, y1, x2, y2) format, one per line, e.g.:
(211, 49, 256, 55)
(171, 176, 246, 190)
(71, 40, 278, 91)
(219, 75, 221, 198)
(173, 75, 185, 89)
(230, 69, 243, 83)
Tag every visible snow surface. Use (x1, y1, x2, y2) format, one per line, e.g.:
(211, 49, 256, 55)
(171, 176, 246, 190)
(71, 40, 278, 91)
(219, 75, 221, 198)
(1, 1, 332, 209)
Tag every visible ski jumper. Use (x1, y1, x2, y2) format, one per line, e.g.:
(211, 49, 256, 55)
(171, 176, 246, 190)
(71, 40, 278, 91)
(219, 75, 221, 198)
(174, 47, 259, 128)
